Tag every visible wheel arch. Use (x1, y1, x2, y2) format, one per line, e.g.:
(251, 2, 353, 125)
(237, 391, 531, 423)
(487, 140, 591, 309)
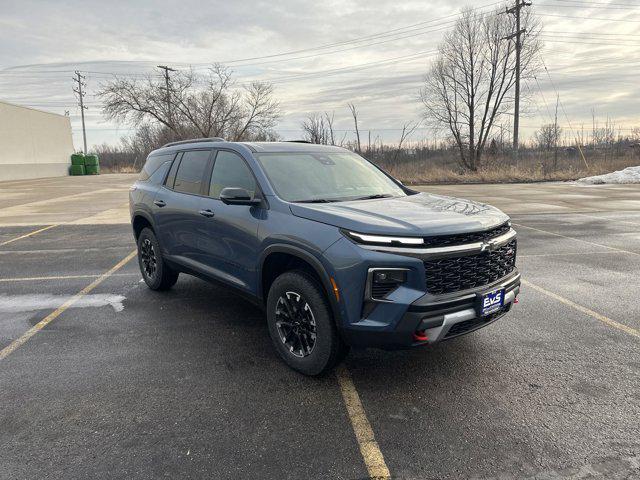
(132, 211, 155, 240)
(259, 244, 342, 324)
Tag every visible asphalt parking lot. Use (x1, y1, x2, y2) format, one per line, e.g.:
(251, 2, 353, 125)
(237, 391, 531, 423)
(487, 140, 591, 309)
(1, 175, 639, 479)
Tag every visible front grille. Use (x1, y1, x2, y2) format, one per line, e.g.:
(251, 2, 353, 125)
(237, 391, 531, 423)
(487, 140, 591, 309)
(444, 305, 510, 338)
(424, 239, 517, 295)
(422, 222, 510, 248)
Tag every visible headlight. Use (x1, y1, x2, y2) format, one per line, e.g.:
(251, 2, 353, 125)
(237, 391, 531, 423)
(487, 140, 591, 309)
(344, 230, 424, 246)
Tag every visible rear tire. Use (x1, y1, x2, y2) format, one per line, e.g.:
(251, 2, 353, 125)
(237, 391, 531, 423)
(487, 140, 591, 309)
(137, 227, 179, 291)
(266, 270, 349, 376)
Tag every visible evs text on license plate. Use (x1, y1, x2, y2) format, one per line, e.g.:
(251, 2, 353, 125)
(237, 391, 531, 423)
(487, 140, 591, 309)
(481, 288, 504, 316)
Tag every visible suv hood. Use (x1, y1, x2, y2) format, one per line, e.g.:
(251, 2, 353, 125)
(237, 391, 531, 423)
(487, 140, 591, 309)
(289, 193, 509, 236)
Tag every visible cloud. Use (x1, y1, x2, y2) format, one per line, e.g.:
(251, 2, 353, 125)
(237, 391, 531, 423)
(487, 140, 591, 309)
(1, 0, 639, 148)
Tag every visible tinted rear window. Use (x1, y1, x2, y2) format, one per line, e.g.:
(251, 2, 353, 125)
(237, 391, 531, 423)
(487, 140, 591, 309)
(173, 150, 211, 195)
(139, 153, 175, 181)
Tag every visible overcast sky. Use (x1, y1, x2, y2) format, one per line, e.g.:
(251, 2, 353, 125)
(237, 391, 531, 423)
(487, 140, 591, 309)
(1, 0, 639, 150)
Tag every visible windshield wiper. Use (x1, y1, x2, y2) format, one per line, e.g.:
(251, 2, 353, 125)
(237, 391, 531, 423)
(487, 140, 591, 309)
(351, 194, 395, 201)
(294, 198, 341, 203)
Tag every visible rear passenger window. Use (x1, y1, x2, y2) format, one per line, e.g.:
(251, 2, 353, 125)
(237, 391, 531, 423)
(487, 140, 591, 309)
(139, 153, 175, 181)
(209, 151, 256, 198)
(173, 150, 211, 195)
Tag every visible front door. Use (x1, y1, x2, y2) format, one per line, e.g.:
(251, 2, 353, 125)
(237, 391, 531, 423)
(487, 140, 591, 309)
(197, 150, 263, 293)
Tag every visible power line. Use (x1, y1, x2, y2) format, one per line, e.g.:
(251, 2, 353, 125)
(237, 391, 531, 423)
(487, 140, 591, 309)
(539, 58, 589, 168)
(242, 50, 438, 86)
(546, 0, 640, 7)
(226, 24, 453, 69)
(540, 1, 640, 10)
(0, 1, 505, 80)
(544, 30, 640, 37)
(538, 12, 640, 22)
(540, 36, 640, 47)
(206, 1, 504, 65)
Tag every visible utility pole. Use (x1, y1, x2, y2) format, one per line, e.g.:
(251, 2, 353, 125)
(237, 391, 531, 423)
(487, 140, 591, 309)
(72, 71, 88, 154)
(504, 0, 531, 163)
(156, 65, 176, 124)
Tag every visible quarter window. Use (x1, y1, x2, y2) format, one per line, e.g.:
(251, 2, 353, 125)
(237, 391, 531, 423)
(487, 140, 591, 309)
(209, 151, 256, 198)
(165, 153, 181, 189)
(139, 153, 174, 181)
(172, 150, 211, 195)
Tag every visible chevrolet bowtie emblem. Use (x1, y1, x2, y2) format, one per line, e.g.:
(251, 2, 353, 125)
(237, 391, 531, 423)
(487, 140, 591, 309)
(481, 238, 501, 252)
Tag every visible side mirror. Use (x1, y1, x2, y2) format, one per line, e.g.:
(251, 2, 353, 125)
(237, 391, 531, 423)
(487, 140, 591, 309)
(220, 187, 261, 206)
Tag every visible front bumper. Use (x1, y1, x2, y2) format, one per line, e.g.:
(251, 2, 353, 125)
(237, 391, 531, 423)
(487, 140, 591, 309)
(341, 271, 520, 349)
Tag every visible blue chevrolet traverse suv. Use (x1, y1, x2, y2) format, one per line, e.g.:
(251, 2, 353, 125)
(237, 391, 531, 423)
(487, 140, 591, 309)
(130, 138, 520, 375)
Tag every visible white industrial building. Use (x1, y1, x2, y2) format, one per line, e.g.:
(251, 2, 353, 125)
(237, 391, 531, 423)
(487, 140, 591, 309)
(0, 100, 74, 181)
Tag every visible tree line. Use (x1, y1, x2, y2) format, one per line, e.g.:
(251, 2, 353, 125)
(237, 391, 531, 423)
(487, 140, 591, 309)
(95, 3, 636, 178)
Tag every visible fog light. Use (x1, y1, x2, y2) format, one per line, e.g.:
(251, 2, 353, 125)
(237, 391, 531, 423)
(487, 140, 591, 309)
(367, 268, 409, 301)
(373, 270, 406, 284)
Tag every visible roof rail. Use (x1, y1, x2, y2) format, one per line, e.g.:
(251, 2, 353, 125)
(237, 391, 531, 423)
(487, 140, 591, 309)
(162, 137, 225, 147)
(285, 140, 312, 144)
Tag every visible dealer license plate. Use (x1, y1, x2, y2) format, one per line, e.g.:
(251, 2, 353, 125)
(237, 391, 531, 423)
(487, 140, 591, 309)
(479, 288, 505, 317)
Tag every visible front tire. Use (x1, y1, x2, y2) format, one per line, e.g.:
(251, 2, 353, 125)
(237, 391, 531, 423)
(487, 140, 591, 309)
(266, 271, 348, 376)
(137, 227, 179, 291)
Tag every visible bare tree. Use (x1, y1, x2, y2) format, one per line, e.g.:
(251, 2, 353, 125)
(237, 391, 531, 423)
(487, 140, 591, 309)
(348, 103, 362, 153)
(534, 123, 562, 151)
(393, 121, 420, 163)
(98, 64, 280, 142)
(301, 113, 328, 144)
(324, 112, 336, 145)
(301, 111, 339, 145)
(420, 6, 540, 170)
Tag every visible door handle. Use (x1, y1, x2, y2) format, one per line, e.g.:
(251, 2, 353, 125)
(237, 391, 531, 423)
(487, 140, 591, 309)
(199, 209, 215, 218)
(154, 199, 166, 207)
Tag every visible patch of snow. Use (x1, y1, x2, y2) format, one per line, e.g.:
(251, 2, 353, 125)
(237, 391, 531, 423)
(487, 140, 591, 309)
(0, 294, 126, 313)
(577, 166, 640, 185)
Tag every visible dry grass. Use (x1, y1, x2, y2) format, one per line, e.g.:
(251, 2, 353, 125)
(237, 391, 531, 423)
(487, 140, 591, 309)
(101, 165, 138, 174)
(102, 148, 640, 184)
(387, 163, 631, 184)
(383, 152, 640, 184)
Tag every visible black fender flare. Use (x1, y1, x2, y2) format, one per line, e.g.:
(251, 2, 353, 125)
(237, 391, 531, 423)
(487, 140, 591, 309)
(258, 243, 342, 325)
(131, 209, 156, 238)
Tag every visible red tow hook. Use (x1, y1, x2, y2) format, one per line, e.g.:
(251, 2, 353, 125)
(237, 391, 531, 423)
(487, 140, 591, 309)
(514, 296, 519, 304)
(413, 330, 429, 342)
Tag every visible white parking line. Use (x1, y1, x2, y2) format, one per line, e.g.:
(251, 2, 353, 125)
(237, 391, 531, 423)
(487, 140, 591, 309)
(512, 223, 640, 256)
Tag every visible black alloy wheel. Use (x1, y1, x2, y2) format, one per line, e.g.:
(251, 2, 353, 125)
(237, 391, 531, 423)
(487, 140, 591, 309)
(275, 291, 317, 358)
(266, 270, 349, 375)
(137, 227, 179, 291)
(140, 237, 157, 280)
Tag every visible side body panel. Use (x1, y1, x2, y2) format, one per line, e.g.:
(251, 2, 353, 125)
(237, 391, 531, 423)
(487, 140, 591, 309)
(196, 195, 264, 293)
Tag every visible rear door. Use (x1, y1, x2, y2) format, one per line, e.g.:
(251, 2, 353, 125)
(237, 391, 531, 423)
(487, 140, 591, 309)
(197, 150, 263, 292)
(153, 149, 213, 267)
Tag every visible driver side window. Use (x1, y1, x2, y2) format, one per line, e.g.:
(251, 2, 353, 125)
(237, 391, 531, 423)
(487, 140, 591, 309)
(209, 151, 256, 198)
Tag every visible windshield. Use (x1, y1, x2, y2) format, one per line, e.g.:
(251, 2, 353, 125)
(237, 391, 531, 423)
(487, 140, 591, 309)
(255, 151, 406, 202)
